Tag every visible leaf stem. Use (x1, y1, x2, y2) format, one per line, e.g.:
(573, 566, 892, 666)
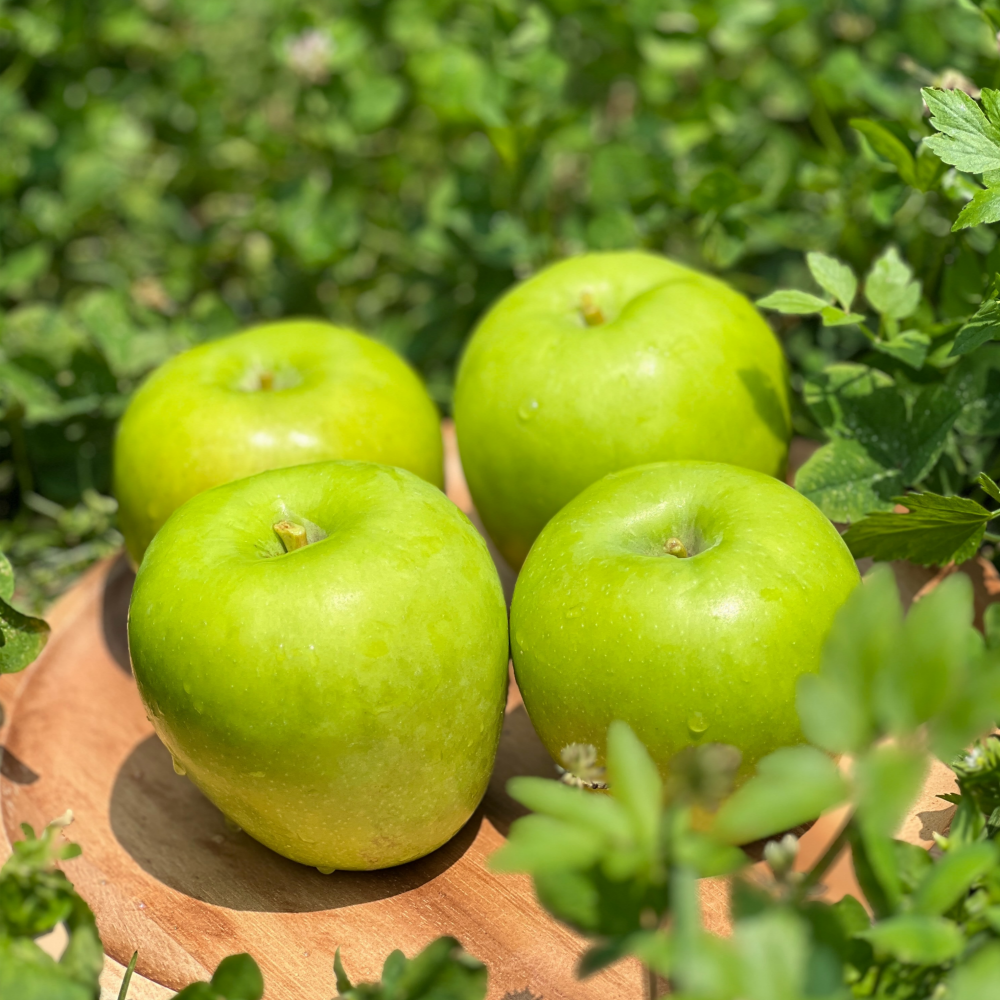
(795, 812, 854, 901)
(984, 532, 1000, 543)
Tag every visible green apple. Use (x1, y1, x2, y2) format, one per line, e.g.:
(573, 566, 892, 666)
(454, 251, 791, 568)
(115, 320, 443, 563)
(127, 460, 509, 871)
(509, 461, 859, 783)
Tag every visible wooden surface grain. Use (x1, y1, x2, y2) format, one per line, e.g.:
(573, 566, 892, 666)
(0, 428, 980, 998)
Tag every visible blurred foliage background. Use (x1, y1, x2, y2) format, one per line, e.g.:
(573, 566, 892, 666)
(0, 0, 998, 607)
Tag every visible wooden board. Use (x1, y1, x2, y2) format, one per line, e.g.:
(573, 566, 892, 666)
(0, 428, 979, 999)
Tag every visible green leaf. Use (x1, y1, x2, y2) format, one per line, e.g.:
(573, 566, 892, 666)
(946, 941, 1000, 999)
(842, 491, 992, 568)
(755, 289, 831, 314)
(333, 949, 353, 994)
(606, 720, 662, 854)
(912, 841, 997, 915)
(489, 813, 603, 874)
(711, 746, 848, 845)
(854, 746, 927, 838)
(874, 573, 975, 735)
(0, 552, 16, 604)
(951, 298, 1000, 356)
(864, 246, 921, 321)
(330, 938, 486, 1000)
(923, 86, 1000, 175)
(796, 566, 902, 754)
(505, 776, 631, 842)
(807, 251, 858, 311)
(733, 909, 809, 1000)
(820, 306, 866, 327)
(208, 955, 263, 1000)
(985, 604, 1000, 650)
(0, 597, 50, 674)
(915, 141, 949, 192)
(794, 438, 899, 523)
(850, 119, 917, 187)
(858, 914, 964, 964)
(978, 471, 1000, 504)
(953, 185, 1000, 230)
(871, 329, 931, 369)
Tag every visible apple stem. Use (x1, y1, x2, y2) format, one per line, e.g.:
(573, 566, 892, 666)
(274, 520, 309, 552)
(579, 291, 605, 326)
(258, 370, 275, 391)
(665, 537, 688, 558)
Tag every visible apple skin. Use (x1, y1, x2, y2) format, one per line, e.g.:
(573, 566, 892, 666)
(509, 461, 859, 782)
(114, 320, 443, 564)
(127, 460, 509, 871)
(454, 251, 791, 569)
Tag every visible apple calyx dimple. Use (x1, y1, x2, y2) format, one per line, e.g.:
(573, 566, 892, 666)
(274, 520, 308, 552)
(579, 291, 605, 326)
(257, 370, 275, 391)
(665, 537, 688, 558)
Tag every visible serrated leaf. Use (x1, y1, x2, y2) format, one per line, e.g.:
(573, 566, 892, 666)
(796, 566, 901, 754)
(711, 746, 848, 845)
(871, 329, 930, 369)
(979, 471, 1000, 504)
(858, 914, 964, 964)
(850, 118, 917, 187)
(807, 251, 857, 311)
(0, 597, 50, 674)
(953, 184, 1000, 230)
(865, 246, 921, 321)
(755, 289, 831, 314)
(951, 298, 1000, 356)
(843, 492, 991, 567)
(794, 438, 899, 523)
(923, 86, 1000, 175)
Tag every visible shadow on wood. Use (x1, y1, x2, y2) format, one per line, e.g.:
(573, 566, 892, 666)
(109, 734, 484, 912)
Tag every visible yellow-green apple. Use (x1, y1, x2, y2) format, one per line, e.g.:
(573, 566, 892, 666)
(115, 320, 443, 563)
(454, 252, 791, 568)
(509, 461, 859, 782)
(127, 461, 509, 871)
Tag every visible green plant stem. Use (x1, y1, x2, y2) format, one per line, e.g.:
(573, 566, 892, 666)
(984, 532, 1000, 543)
(795, 812, 854, 901)
(118, 951, 138, 1000)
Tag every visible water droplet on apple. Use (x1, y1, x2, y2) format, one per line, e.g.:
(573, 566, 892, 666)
(517, 399, 540, 421)
(171, 757, 187, 776)
(316, 866, 336, 875)
(687, 712, 709, 734)
(565, 604, 584, 619)
(183, 681, 191, 694)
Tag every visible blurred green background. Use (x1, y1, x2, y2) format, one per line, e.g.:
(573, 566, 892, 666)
(0, 0, 998, 606)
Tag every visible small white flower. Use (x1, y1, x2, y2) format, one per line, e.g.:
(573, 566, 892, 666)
(285, 29, 334, 84)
